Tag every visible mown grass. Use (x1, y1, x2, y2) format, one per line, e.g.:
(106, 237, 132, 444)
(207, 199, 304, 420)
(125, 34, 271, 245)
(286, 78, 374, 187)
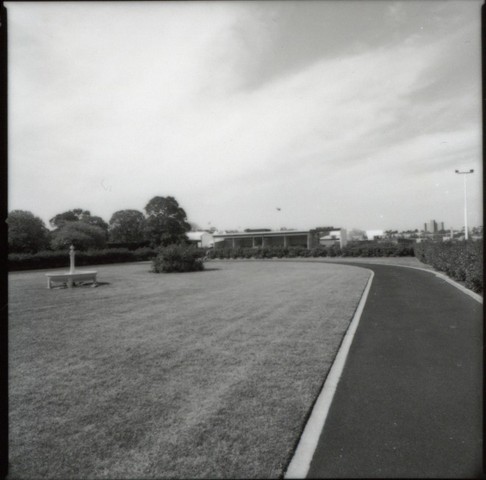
(9, 260, 370, 479)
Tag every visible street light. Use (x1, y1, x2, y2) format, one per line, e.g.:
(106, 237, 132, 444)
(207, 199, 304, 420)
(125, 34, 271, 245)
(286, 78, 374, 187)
(454, 169, 474, 240)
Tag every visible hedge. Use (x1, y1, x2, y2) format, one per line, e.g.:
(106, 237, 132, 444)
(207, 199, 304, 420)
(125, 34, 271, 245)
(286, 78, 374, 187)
(414, 241, 483, 293)
(8, 247, 158, 271)
(152, 244, 205, 273)
(205, 245, 342, 259)
(205, 243, 415, 260)
(341, 242, 414, 257)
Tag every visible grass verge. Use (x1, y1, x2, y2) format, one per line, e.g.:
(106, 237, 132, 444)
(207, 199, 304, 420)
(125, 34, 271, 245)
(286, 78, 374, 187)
(9, 260, 369, 479)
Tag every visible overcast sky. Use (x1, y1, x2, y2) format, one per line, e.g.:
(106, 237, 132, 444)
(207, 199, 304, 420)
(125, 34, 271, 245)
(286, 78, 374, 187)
(7, 1, 482, 232)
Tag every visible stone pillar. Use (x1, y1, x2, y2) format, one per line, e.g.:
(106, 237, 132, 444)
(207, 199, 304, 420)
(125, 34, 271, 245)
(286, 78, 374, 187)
(283, 236, 288, 247)
(262, 236, 266, 247)
(69, 245, 75, 274)
(252, 236, 256, 248)
(232, 238, 236, 249)
(307, 234, 311, 249)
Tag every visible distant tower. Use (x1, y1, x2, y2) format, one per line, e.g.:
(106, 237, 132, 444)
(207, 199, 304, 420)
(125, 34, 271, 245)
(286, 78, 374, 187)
(427, 220, 437, 233)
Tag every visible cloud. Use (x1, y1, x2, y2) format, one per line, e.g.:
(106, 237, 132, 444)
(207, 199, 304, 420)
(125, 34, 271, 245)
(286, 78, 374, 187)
(7, 1, 482, 231)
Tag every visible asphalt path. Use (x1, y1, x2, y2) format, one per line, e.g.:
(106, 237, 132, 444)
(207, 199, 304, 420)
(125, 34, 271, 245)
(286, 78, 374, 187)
(305, 263, 483, 478)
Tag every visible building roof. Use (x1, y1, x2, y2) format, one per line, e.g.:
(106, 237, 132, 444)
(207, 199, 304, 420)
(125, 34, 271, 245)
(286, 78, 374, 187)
(212, 229, 310, 238)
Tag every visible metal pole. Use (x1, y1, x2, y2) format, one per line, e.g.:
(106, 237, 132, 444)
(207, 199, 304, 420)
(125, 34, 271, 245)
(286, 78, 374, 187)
(463, 174, 468, 240)
(455, 169, 474, 241)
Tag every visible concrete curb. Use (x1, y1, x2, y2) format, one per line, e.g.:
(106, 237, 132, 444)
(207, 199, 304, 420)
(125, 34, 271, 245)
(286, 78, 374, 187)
(284, 269, 375, 479)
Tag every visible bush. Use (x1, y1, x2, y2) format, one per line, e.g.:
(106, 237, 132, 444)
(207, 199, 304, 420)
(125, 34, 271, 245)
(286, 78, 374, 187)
(8, 251, 69, 271)
(133, 247, 157, 261)
(7, 247, 156, 271)
(414, 241, 483, 293)
(341, 242, 413, 258)
(205, 242, 414, 260)
(152, 244, 205, 273)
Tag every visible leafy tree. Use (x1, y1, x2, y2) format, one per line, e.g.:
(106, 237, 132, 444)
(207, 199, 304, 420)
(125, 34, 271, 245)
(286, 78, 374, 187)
(189, 222, 202, 232)
(84, 215, 109, 233)
(49, 209, 108, 235)
(49, 209, 90, 229)
(109, 209, 146, 243)
(144, 196, 191, 247)
(7, 210, 50, 253)
(50, 222, 107, 251)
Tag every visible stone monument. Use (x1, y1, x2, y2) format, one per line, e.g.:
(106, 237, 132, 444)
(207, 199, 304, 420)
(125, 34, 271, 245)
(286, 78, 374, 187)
(45, 245, 98, 289)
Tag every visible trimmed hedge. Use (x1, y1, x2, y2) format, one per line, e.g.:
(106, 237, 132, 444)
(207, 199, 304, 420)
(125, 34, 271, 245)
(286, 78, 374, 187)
(414, 241, 483, 293)
(8, 247, 157, 271)
(205, 245, 342, 259)
(206, 243, 413, 260)
(152, 244, 205, 273)
(341, 242, 414, 257)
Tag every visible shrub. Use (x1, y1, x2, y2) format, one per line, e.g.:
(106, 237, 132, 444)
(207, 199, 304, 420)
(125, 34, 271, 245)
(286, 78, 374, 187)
(152, 244, 205, 273)
(78, 248, 135, 266)
(310, 247, 327, 257)
(133, 247, 157, 261)
(8, 251, 68, 271)
(414, 241, 483, 293)
(7, 248, 144, 271)
(341, 242, 413, 258)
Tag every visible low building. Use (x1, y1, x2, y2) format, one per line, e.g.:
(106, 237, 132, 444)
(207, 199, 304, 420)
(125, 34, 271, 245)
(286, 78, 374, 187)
(186, 231, 214, 248)
(319, 229, 348, 248)
(213, 227, 347, 250)
(366, 229, 384, 240)
(213, 229, 312, 249)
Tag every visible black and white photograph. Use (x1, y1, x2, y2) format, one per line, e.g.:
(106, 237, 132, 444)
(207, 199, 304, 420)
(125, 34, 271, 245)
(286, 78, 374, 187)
(5, 1, 483, 478)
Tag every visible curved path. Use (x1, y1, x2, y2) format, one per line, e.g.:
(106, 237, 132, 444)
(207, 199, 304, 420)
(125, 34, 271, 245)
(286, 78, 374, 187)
(291, 262, 483, 478)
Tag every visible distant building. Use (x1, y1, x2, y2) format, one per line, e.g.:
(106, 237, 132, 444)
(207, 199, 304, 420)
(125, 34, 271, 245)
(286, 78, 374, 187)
(212, 227, 347, 250)
(423, 220, 445, 233)
(319, 229, 348, 248)
(186, 231, 214, 248)
(366, 229, 384, 240)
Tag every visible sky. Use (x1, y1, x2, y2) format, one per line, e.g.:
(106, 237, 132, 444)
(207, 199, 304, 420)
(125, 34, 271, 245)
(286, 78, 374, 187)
(7, 0, 483, 232)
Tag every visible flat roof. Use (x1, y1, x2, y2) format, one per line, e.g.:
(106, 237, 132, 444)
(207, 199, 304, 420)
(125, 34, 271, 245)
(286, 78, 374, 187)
(213, 230, 310, 238)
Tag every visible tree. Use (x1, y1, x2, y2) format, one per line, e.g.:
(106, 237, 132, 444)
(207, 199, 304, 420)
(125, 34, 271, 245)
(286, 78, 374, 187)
(7, 210, 50, 253)
(49, 209, 90, 229)
(144, 196, 191, 247)
(109, 209, 146, 243)
(50, 222, 107, 251)
(49, 209, 109, 235)
(189, 222, 202, 232)
(84, 215, 109, 233)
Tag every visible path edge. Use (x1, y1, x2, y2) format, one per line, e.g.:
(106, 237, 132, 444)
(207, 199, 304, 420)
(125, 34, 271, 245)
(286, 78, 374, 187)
(381, 264, 483, 304)
(283, 269, 375, 479)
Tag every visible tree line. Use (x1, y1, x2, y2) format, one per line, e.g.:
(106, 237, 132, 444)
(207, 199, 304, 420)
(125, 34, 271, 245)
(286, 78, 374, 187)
(7, 196, 191, 254)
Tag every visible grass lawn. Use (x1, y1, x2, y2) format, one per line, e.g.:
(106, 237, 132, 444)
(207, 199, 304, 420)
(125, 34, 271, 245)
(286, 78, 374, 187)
(9, 260, 370, 479)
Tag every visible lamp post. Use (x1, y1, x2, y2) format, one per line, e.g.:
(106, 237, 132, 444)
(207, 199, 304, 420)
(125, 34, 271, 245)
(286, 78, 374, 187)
(454, 169, 474, 240)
